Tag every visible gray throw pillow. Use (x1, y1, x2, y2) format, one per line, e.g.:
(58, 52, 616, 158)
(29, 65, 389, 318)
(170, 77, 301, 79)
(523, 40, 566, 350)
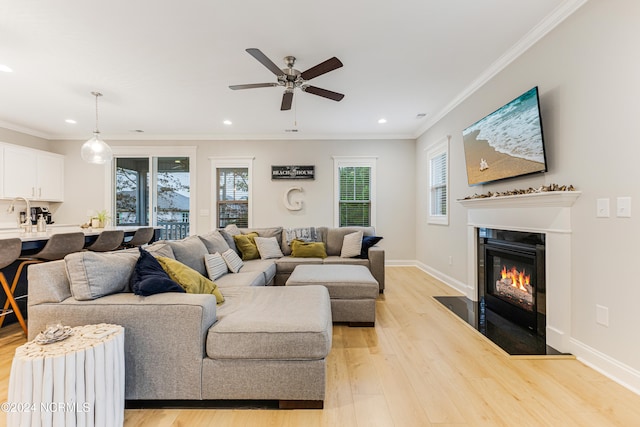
(168, 236, 209, 276)
(199, 230, 230, 254)
(65, 251, 139, 300)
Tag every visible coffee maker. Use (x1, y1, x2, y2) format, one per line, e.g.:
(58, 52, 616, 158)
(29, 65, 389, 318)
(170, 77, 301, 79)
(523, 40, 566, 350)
(30, 207, 54, 225)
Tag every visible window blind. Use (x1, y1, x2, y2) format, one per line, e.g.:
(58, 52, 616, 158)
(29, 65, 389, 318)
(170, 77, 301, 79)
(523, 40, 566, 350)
(339, 166, 371, 227)
(430, 152, 447, 216)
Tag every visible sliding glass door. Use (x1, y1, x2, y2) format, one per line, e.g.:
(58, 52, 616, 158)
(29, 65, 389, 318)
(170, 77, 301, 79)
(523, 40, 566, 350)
(113, 150, 194, 240)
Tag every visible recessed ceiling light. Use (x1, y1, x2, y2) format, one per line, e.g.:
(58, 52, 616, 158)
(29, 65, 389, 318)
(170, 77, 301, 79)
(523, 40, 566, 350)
(130, 129, 144, 133)
(416, 113, 427, 119)
(223, 120, 232, 125)
(378, 118, 387, 124)
(65, 119, 77, 124)
(0, 64, 13, 73)
(284, 129, 298, 133)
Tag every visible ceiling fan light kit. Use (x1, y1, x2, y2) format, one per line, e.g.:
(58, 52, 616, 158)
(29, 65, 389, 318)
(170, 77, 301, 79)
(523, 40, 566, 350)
(229, 48, 344, 111)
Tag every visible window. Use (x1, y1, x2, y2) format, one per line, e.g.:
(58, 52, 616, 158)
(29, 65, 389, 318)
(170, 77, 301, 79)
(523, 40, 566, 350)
(334, 157, 377, 227)
(108, 146, 196, 240)
(217, 168, 249, 228)
(210, 157, 253, 229)
(427, 136, 449, 225)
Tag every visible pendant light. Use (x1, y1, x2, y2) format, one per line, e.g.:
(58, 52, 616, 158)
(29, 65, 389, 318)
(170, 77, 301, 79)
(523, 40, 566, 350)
(81, 91, 113, 164)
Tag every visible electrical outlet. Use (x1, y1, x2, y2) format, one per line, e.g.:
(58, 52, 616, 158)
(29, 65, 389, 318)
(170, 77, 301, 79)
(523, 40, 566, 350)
(596, 305, 609, 327)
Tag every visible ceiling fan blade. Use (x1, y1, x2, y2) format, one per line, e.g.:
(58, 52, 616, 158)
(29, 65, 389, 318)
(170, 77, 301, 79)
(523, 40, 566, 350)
(302, 85, 345, 102)
(281, 91, 294, 111)
(229, 83, 278, 90)
(300, 57, 343, 81)
(246, 48, 285, 77)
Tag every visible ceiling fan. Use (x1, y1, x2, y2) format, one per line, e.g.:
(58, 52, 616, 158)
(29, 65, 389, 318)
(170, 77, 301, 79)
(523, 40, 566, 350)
(229, 48, 344, 111)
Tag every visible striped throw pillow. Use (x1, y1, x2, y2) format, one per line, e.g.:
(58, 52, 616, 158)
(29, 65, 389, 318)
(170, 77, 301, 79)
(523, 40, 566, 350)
(254, 236, 284, 259)
(204, 252, 228, 280)
(340, 231, 364, 258)
(221, 248, 244, 273)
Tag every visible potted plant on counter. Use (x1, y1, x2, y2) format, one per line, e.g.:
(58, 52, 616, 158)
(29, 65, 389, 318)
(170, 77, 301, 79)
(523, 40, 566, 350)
(94, 209, 111, 228)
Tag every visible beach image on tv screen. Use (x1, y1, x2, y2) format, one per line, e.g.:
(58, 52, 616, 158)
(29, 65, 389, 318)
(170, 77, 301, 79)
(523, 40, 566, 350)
(463, 87, 546, 186)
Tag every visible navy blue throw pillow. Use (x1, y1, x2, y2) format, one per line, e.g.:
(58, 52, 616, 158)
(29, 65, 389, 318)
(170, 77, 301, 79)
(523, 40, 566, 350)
(357, 236, 383, 259)
(131, 247, 185, 296)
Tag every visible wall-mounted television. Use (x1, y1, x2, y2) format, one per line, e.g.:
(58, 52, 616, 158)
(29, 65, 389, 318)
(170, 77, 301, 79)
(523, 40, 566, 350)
(462, 86, 547, 186)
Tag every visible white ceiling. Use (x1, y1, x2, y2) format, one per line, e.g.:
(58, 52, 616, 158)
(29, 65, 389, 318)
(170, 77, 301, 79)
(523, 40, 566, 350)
(0, 0, 584, 141)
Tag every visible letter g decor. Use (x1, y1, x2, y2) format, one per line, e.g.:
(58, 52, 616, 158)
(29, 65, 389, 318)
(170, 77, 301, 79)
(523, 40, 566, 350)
(283, 187, 303, 211)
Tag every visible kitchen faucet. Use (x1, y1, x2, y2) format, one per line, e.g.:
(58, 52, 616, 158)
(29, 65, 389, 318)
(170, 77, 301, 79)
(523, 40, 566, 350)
(6, 197, 32, 232)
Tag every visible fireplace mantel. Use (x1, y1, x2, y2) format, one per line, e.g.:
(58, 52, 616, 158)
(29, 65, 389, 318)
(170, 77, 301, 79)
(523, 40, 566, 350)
(461, 190, 581, 353)
(458, 191, 581, 209)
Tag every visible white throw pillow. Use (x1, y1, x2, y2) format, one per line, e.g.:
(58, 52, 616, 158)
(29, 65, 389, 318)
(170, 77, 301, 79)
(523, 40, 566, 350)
(221, 248, 244, 273)
(254, 236, 284, 259)
(204, 252, 228, 280)
(340, 231, 364, 258)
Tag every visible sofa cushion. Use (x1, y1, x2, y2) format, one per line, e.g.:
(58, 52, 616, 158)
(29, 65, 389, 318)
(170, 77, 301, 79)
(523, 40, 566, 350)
(131, 248, 185, 296)
(340, 231, 363, 258)
(65, 251, 139, 301)
(144, 241, 176, 259)
(357, 235, 383, 259)
(254, 236, 284, 259)
(204, 252, 228, 280)
(274, 256, 324, 274)
(241, 259, 276, 285)
(156, 257, 224, 304)
(233, 232, 260, 261)
(221, 248, 244, 273)
(168, 236, 209, 276)
(219, 224, 241, 253)
(290, 240, 327, 258)
(214, 270, 265, 287)
(207, 286, 332, 360)
(199, 230, 230, 254)
(326, 226, 375, 256)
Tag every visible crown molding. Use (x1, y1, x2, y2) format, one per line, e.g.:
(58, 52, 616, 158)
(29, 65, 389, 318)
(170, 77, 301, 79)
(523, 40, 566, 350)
(413, 0, 590, 138)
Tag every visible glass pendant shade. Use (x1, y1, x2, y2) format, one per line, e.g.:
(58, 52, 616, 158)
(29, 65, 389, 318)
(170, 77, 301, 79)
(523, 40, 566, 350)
(81, 131, 113, 164)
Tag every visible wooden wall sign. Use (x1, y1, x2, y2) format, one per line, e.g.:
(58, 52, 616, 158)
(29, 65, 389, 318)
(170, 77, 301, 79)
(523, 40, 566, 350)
(271, 165, 315, 180)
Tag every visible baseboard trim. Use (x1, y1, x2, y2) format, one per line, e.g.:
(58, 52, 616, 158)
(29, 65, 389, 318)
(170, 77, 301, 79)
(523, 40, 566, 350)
(389, 260, 640, 397)
(570, 338, 640, 396)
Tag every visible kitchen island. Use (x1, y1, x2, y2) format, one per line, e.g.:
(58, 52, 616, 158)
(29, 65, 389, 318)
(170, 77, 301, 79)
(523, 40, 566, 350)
(0, 225, 163, 329)
(0, 225, 162, 254)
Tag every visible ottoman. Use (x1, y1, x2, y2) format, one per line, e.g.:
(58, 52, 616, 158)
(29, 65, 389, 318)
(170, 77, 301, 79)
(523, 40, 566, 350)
(286, 264, 379, 326)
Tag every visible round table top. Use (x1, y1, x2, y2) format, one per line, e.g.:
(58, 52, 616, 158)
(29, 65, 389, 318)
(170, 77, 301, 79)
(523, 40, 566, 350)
(15, 324, 124, 359)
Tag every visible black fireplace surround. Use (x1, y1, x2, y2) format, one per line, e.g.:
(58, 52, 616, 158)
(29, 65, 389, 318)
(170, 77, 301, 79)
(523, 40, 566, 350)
(478, 228, 546, 336)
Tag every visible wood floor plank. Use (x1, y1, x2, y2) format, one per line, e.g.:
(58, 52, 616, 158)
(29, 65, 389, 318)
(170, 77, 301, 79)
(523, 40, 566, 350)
(0, 266, 639, 427)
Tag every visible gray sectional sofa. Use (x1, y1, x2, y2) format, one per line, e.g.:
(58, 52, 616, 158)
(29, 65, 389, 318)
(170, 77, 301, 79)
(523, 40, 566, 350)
(26, 225, 384, 407)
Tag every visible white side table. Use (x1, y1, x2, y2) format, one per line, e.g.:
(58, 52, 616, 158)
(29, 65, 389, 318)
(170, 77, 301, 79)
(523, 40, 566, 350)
(6, 323, 125, 427)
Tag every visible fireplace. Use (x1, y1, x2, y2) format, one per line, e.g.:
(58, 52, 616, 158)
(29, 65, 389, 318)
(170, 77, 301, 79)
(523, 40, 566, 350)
(479, 229, 545, 336)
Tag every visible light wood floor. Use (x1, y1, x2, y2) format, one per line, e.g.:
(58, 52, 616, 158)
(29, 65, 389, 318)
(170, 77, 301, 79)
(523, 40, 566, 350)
(2, 266, 640, 426)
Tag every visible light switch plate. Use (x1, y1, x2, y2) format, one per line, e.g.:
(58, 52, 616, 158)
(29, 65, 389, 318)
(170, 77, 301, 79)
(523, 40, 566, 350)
(596, 198, 610, 218)
(617, 197, 631, 218)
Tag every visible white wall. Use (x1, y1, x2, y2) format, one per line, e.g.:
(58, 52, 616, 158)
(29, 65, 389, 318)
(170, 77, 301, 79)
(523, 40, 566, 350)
(48, 138, 416, 261)
(416, 0, 640, 391)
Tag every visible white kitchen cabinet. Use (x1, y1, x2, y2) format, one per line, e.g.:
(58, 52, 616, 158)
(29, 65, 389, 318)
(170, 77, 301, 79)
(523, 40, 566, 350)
(2, 144, 65, 202)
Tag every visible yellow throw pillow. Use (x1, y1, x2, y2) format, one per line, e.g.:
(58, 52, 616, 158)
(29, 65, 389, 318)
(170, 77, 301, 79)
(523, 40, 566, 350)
(290, 239, 328, 258)
(233, 232, 260, 261)
(156, 257, 224, 304)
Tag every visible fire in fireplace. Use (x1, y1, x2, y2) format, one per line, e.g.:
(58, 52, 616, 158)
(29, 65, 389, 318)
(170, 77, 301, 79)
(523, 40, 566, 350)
(478, 229, 545, 335)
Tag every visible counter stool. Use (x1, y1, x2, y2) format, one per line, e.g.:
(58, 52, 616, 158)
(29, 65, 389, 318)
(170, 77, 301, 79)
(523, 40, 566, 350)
(86, 229, 125, 252)
(0, 232, 85, 333)
(121, 227, 154, 248)
(0, 238, 28, 335)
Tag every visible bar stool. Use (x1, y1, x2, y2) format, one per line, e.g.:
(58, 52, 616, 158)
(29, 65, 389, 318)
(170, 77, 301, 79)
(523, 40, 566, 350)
(121, 227, 154, 248)
(0, 232, 86, 333)
(0, 238, 28, 335)
(86, 230, 125, 252)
